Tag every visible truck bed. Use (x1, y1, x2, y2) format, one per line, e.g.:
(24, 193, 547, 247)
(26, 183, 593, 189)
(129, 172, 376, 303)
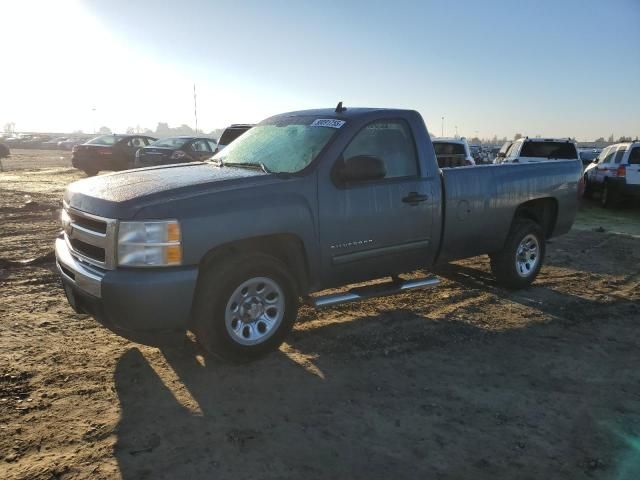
(437, 160, 582, 262)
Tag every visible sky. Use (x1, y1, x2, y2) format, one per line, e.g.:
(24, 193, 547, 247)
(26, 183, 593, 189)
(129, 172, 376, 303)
(1, 0, 638, 141)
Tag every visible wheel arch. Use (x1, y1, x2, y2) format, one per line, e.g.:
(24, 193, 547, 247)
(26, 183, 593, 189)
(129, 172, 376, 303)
(196, 233, 311, 297)
(512, 197, 558, 239)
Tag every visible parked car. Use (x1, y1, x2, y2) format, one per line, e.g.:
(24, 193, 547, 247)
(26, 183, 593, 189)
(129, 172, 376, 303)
(431, 137, 475, 168)
(43, 137, 69, 149)
(56, 106, 582, 362)
(494, 141, 513, 163)
(583, 141, 640, 207)
(214, 124, 253, 154)
(578, 148, 601, 168)
(0, 143, 9, 158)
(71, 134, 156, 176)
(59, 138, 86, 150)
(134, 136, 217, 168)
(501, 138, 579, 164)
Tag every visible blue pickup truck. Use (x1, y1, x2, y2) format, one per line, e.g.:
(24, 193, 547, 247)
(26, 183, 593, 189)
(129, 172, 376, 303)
(56, 106, 582, 361)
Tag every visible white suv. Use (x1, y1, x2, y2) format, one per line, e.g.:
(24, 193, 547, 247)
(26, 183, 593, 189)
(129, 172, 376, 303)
(583, 141, 640, 207)
(501, 137, 579, 164)
(432, 137, 475, 168)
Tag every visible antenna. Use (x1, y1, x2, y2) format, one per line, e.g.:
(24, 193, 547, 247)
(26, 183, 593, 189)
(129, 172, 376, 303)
(193, 84, 198, 134)
(335, 101, 346, 113)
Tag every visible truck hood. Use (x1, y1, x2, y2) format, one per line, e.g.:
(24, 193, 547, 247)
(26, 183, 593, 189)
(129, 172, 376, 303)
(64, 162, 268, 219)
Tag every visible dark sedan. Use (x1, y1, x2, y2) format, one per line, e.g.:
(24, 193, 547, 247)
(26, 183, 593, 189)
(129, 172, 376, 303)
(134, 136, 217, 168)
(72, 134, 156, 176)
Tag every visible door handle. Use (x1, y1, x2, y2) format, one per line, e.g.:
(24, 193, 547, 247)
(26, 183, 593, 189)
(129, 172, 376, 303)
(402, 192, 429, 205)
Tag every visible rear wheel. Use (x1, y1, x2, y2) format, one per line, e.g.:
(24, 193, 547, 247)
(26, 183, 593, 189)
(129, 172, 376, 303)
(490, 219, 545, 289)
(601, 180, 619, 208)
(193, 253, 298, 362)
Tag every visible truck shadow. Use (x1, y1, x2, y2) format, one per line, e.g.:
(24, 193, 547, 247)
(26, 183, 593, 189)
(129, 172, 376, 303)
(113, 279, 640, 479)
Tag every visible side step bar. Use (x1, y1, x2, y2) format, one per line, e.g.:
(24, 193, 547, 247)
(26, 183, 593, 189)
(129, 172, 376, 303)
(307, 275, 440, 309)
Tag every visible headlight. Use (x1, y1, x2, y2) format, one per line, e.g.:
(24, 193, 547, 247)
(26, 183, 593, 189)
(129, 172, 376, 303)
(117, 220, 182, 267)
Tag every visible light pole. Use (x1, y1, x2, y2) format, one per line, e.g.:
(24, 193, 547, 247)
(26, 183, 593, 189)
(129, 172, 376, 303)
(441, 117, 444, 137)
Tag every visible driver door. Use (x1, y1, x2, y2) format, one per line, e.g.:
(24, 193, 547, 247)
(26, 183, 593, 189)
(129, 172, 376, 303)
(318, 119, 435, 286)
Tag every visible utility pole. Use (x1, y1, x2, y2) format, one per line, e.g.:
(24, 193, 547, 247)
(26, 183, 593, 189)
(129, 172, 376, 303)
(441, 117, 444, 137)
(193, 84, 198, 134)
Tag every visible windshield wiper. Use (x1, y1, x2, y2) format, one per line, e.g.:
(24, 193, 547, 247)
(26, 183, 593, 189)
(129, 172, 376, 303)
(208, 158, 225, 167)
(228, 162, 271, 173)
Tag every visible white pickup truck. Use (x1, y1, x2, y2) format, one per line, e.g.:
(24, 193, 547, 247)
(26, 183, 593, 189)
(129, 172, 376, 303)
(501, 137, 579, 164)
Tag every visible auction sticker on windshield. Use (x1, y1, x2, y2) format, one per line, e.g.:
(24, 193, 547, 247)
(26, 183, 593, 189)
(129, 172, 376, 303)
(310, 119, 346, 128)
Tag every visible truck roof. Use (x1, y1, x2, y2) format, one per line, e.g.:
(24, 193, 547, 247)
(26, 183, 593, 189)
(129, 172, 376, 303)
(272, 107, 414, 120)
(432, 137, 467, 145)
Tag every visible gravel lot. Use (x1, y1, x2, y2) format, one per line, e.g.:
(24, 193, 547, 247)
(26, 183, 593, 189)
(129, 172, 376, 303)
(1, 150, 639, 479)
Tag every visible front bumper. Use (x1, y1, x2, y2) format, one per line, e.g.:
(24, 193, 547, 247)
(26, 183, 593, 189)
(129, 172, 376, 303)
(55, 235, 199, 337)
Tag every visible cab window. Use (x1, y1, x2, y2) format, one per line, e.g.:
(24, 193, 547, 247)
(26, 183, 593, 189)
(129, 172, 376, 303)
(342, 120, 418, 179)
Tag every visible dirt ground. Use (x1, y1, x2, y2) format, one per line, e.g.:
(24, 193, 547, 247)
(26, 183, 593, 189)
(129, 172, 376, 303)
(1, 150, 640, 479)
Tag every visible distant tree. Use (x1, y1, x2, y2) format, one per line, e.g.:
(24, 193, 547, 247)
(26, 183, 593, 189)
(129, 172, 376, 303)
(514, 133, 523, 140)
(491, 135, 498, 144)
(607, 134, 614, 143)
(98, 126, 112, 134)
(143, 128, 154, 135)
(126, 126, 135, 134)
(594, 137, 605, 143)
(72, 129, 84, 134)
(618, 136, 632, 142)
(4, 122, 15, 133)
(155, 122, 171, 136)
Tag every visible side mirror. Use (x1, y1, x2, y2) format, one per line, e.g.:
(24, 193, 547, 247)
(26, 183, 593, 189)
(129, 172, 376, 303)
(338, 155, 386, 183)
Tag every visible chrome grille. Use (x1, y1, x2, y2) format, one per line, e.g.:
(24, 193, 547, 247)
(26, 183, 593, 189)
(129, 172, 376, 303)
(62, 202, 117, 270)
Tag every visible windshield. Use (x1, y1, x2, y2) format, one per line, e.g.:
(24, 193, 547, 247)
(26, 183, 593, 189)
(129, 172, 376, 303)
(433, 142, 466, 155)
(150, 137, 190, 148)
(86, 135, 124, 145)
(520, 141, 577, 159)
(212, 117, 339, 173)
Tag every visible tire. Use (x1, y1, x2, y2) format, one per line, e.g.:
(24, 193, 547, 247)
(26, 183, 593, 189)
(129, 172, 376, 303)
(600, 180, 619, 208)
(83, 168, 98, 176)
(193, 253, 299, 363)
(582, 175, 593, 199)
(490, 219, 545, 289)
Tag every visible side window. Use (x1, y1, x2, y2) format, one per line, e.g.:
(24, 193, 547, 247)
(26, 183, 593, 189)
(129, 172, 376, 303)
(629, 147, 640, 165)
(613, 147, 626, 164)
(142, 137, 153, 146)
(342, 120, 418, 179)
(190, 139, 211, 152)
(207, 140, 217, 151)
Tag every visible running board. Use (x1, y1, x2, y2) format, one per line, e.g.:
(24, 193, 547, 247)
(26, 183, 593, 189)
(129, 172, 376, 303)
(307, 276, 440, 309)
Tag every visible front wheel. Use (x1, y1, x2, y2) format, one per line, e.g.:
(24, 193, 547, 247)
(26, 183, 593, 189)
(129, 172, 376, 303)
(490, 219, 545, 289)
(193, 253, 298, 362)
(583, 175, 593, 199)
(83, 168, 98, 176)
